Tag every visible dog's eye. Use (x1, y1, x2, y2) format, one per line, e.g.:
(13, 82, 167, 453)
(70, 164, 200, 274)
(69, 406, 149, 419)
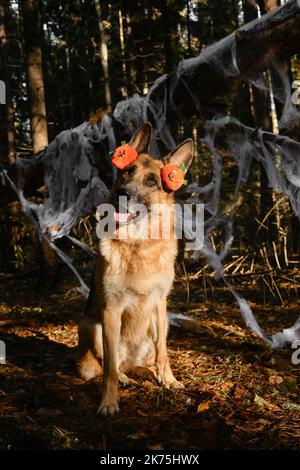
(145, 173, 158, 187)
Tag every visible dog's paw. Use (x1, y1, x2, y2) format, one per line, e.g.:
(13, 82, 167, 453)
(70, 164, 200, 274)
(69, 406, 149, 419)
(132, 366, 158, 383)
(167, 379, 185, 390)
(118, 371, 130, 386)
(157, 374, 185, 390)
(97, 398, 120, 416)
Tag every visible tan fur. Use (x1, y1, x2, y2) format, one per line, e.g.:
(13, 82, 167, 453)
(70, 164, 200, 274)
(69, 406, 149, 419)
(77, 124, 193, 415)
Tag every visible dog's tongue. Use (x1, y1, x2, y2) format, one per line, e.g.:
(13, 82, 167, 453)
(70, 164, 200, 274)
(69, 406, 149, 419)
(113, 212, 132, 223)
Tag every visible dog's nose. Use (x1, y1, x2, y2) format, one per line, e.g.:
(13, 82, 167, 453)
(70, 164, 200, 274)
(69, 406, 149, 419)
(115, 188, 131, 200)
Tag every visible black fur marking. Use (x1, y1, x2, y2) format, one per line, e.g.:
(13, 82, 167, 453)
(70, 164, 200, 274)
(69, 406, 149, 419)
(142, 160, 151, 168)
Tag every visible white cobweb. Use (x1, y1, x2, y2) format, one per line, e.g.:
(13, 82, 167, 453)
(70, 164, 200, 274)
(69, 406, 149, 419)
(2, 4, 300, 347)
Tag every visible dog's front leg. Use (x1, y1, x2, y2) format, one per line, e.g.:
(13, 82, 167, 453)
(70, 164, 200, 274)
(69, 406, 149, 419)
(98, 307, 122, 416)
(155, 299, 184, 390)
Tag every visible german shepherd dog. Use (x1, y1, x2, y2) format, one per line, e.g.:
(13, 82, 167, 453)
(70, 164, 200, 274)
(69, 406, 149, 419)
(77, 123, 194, 415)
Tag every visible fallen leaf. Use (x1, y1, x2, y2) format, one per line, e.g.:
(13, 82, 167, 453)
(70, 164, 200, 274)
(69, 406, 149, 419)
(254, 394, 281, 411)
(148, 444, 164, 450)
(197, 402, 210, 413)
(269, 375, 283, 385)
(220, 381, 234, 393)
(233, 385, 250, 400)
(118, 389, 131, 399)
(137, 409, 148, 417)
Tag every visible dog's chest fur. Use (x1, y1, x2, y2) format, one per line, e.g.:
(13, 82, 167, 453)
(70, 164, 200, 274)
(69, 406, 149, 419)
(100, 238, 177, 305)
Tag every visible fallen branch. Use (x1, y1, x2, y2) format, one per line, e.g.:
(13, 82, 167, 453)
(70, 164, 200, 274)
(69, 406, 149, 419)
(149, 0, 300, 119)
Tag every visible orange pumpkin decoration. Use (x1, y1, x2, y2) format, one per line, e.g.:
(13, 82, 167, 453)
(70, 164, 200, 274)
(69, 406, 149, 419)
(112, 144, 138, 170)
(161, 163, 186, 191)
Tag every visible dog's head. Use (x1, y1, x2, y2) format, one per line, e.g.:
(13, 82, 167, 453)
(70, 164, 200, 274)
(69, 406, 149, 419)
(110, 123, 194, 227)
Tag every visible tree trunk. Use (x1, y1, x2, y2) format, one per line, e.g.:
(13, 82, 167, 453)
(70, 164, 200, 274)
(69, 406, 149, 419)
(37, 240, 59, 289)
(118, 8, 128, 98)
(21, 0, 48, 155)
(161, 0, 173, 73)
(21, 0, 56, 285)
(186, 0, 192, 56)
(95, 0, 112, 111)
(65, 45, 75, 126)
(0, 0, 15, 164)
(243, 0, 278, 244)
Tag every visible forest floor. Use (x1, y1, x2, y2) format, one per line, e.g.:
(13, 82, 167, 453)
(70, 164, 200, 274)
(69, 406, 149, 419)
(1, 261, 300, 450)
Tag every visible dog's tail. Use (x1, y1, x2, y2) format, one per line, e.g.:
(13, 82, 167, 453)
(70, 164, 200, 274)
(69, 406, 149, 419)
(77, 318, 103, 381)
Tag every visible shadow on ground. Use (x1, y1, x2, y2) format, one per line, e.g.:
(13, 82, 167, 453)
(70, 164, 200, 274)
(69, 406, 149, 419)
(0, 273, 300, 450)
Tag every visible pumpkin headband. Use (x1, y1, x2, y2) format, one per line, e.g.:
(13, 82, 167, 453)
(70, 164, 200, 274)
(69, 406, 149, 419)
(112, 144, 187, 191)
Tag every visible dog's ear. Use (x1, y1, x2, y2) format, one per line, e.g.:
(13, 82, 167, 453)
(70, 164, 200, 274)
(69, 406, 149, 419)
(129, 122, 152, 154)
(168, 139, 194, 174)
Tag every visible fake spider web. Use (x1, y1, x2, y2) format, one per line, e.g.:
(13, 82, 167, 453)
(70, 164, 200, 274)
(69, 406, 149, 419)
(2, 6, 300, 347)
